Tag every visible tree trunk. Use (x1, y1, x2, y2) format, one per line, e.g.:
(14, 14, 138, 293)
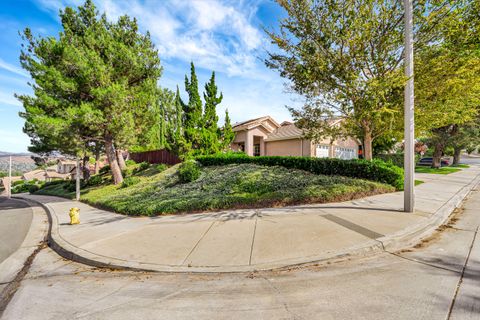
(116, 149, 127, 170)
(432, 141, 444, 169)
(105, 135, 123, 185)
(82, 155, 90, 181)
(453, 147, 462, 165)
(363, 129, 373, 161)
(94, 145, 100, 175)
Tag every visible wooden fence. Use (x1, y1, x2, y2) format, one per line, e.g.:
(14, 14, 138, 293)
(129, 149, 181, 165)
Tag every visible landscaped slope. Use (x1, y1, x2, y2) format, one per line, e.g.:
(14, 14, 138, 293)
(36, 163, 394, 215)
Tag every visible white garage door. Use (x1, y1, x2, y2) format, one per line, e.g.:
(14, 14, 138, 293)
(335, 147, 357, 160)
(316, 145, 329, 158)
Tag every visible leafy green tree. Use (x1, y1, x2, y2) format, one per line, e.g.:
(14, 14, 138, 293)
(415, 2, 480, 168)
(17, 0, 162, 184)
(448, 121, 480, 164)
(265, 0, 452, 160)
(132, 88, 176, 152)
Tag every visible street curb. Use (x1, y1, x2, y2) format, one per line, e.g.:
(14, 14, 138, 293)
(15, 170, 480, 274)
(0, 198, 49, 291)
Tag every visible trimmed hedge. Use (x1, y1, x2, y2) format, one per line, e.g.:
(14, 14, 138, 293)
(196, 153, 404, 190)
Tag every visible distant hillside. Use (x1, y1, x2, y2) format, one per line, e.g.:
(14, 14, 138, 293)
(0, 152, 36, 173)
(0, 151, 32, 157)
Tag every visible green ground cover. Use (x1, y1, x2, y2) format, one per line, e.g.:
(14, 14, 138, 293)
(415, 166, 462, 174)
(36, 163, 394, 216)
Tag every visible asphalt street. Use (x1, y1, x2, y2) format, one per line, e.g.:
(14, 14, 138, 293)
(0, 197, 33, 265)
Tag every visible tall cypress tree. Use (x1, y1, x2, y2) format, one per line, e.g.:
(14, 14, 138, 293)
(201, 72, 223, 154)
(182, 62, 203, 150)
(222, 109, 235, 151)
(174, 86, 183, 140)
(203, 72, 222, 130)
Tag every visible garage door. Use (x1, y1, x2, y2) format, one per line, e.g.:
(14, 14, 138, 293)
(316, 145, 330, 158)
(335, 147, 357, 160)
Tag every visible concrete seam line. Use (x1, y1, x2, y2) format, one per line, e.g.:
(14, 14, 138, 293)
(249, 217, 258, 266)
(181, 220, 216, 266)
(446, 225, 479, 320)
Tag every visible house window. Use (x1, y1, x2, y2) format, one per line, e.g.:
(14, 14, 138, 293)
(238, 143, 245, 152)
(253, 144, 260, 156)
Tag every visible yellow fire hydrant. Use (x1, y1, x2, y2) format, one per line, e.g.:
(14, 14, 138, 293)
(69, 207, 80, 225)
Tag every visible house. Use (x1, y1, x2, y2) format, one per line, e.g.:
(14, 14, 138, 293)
(70, 164, 96, 180)
(230, 116, 359, 160)
(57, 159, 77, 174)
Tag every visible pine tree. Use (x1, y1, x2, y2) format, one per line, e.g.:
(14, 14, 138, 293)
(17, 0, 162, 184)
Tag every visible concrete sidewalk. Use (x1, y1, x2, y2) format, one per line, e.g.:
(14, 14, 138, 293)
(18, 165, 480, 273)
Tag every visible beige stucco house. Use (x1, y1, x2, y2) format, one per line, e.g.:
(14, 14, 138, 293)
(230, 116, 360, 159)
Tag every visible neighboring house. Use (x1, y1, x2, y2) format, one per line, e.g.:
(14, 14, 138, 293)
(45, 171, 70, 182)
(70, 164, 95, 180)
(21, 169, 47, 181)
(57, 160, 77, 174)
(230, 116, 359, 160)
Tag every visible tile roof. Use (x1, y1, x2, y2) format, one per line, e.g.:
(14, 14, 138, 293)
(22, 169, 47, 181)
(232, 116, 280, 132)
(265, 124, 304, 141)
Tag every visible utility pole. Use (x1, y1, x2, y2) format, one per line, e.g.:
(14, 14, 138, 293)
(75, 158, 80, 201)
(404, 0, 415, 212)
(8, 156, 12, 199)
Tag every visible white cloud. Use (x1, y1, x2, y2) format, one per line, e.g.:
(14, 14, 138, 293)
(94, 0, 265, 78)
(0, 58, 29, 78)
(31, 0, 302, 125)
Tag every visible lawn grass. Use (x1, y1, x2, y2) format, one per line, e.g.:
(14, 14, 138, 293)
(450, 164, 470, 168)
(415, 180, 424, 186)
(36, 163, 394, 216)
(415, 166, 462, 174)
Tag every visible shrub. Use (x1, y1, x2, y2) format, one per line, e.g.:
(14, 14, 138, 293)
(196, 154, 404, 190)
(13, 180, 25, 186)
(178, 160, 201, 183)
(375, 154, 420, 168)
(41, 179, 66, 189)
(125, 159, 137, 166)
(121, 168, 134, 177)
(156, 164, 168, 172)
(121, 176, 141, 188)
(12, 183, 30, 194)
(137, 161, 150, 171)
(28, 184, 40, 194)
(64, 180, 86, 192)
(99, 165, 110, 174)
(87, 174, 103, 186)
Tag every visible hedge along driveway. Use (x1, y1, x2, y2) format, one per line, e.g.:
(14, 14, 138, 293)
(196, 154, 404, 190)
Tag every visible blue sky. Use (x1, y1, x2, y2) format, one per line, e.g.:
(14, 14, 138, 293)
(0, 0, 302, 153)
